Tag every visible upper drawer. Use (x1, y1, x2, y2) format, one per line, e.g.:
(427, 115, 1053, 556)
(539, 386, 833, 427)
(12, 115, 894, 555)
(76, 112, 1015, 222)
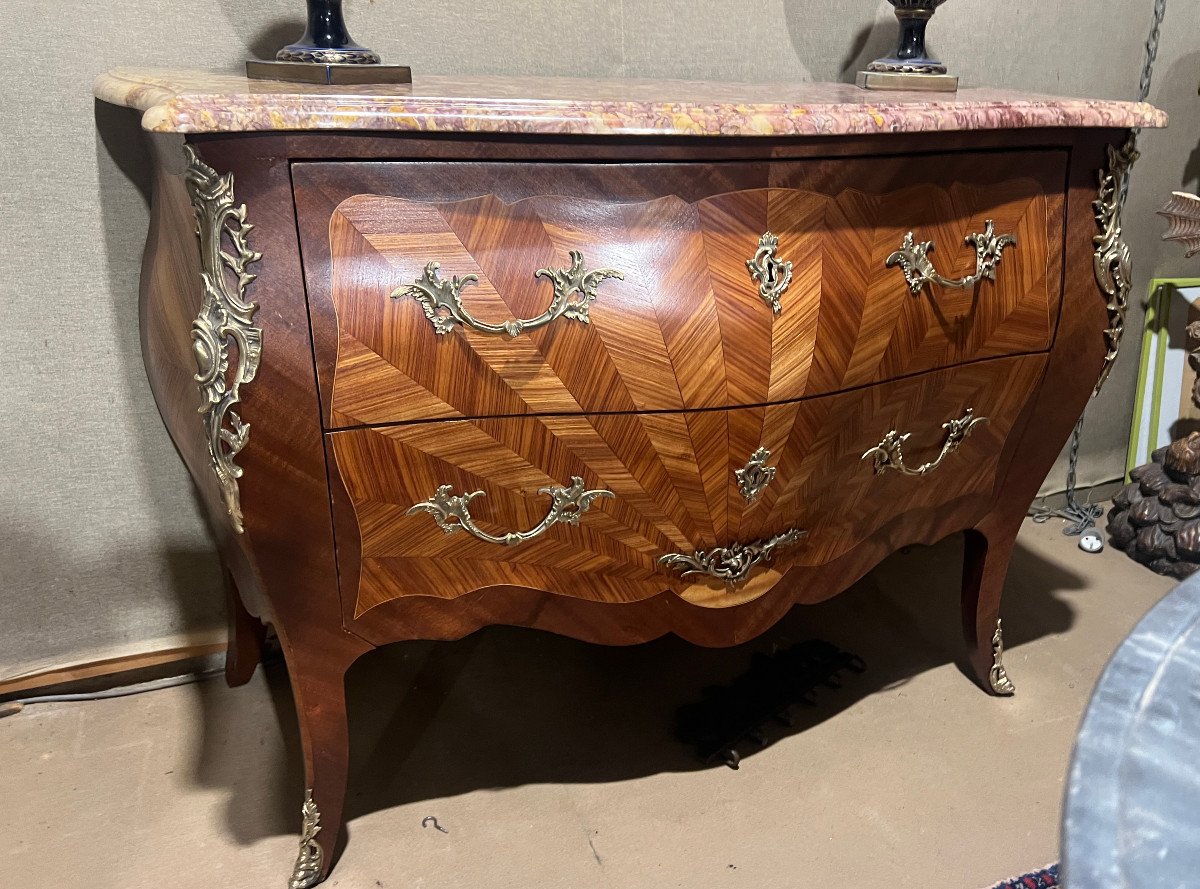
(294, 153, 1065, 428)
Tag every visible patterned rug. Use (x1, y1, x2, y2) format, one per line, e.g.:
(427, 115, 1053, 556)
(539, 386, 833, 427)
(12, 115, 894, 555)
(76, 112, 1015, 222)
(986, 863, 1059, 889)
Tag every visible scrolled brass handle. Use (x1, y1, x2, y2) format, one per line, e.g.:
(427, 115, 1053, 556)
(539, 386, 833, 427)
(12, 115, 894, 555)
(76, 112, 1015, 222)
(886, 220, 1016, 295)
(391, 250, 623, 337)
(406, 476, 614, 545)
(862, 408, 988, 477)
(658, 528, 806, 586)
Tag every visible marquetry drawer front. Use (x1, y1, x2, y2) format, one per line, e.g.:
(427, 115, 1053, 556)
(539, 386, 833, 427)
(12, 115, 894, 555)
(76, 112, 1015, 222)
(296, 152, 1065, 429)
(328, 354, 1046, 614)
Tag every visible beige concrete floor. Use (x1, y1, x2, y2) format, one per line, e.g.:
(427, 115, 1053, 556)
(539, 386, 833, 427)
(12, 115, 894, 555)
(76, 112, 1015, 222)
(1, 518, 1177, 889)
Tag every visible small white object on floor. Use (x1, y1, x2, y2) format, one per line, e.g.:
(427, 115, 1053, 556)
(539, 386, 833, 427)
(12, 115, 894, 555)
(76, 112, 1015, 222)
(1079, 532, 1104, 554)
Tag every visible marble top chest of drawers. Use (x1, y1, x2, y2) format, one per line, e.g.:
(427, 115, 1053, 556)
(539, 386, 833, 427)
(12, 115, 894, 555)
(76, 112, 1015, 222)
(95, 69, 1164, 888)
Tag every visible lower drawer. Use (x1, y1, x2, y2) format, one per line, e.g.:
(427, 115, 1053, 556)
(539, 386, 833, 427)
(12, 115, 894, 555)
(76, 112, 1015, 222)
(328, 354, 1045, 615)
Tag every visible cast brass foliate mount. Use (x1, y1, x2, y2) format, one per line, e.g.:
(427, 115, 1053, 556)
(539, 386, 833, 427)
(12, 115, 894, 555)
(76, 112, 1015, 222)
(989, 618, 1016, 696)
(183, 145, 263, 534)
(392, 250, 623, 336)
(1092, 137, 1139, 395)
(659, 528, 807, 586)
(735, 447, 777, 503)
(886, 220, 1016, 295)
(407, 476, 614, 545)
(289, 790, 323, 889)
(746, 231, 794, 314)
(862, 409, 988, 476)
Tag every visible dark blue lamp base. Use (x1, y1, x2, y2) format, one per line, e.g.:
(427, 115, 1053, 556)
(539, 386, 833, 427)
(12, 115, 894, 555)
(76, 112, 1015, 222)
(277, 0, 379, 64)
(246, 0, 412, 85)
(858, 0, 958, 92)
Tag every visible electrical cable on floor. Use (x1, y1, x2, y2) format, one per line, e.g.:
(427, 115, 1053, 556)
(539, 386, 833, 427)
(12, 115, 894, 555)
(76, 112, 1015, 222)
(0, 668, 225, 719)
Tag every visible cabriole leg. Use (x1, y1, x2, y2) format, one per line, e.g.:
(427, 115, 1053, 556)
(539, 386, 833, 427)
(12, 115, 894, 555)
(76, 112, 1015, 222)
(961, 525, 1017, 696)
(283, 644, 363, 888)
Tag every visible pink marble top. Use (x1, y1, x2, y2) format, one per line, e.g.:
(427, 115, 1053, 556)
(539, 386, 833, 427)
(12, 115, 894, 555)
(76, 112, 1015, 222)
(95, 68, 1167, 138)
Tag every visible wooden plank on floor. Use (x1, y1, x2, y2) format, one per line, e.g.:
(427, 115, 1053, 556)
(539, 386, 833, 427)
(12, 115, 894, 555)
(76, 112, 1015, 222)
(0, 642, 229, 698)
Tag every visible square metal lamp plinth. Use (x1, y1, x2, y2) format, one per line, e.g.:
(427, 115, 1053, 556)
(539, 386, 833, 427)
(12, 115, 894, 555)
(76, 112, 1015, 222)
(856, 70, 959, 92)
(246, 60, 411, 86)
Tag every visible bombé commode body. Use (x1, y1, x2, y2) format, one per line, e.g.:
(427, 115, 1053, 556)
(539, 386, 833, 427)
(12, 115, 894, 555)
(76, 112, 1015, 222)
(94, 69, 1165, 887)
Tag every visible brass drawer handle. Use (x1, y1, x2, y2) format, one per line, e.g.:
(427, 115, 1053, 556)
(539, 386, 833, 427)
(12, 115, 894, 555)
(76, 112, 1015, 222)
(392, 250, 623, 337)
(407, 476, 614, 545)
(746, 231, 793, 314)
(659, 528, 807, 586)
(862, 408, 988, 477)
(886, 220, 1016, 295)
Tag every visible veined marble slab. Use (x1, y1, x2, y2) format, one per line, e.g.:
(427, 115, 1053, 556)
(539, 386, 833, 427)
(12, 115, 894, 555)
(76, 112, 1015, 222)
(95, 68, 1167, 137)
(1064, 572, 1200, 886)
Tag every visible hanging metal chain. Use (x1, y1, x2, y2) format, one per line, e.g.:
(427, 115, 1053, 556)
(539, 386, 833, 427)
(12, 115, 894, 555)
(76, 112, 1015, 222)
(1138, 1, 1166, 104)
(1032, 0, 1166, 535)
(1032, 415, 1101, 535)
(1122, 0, 1166, 204)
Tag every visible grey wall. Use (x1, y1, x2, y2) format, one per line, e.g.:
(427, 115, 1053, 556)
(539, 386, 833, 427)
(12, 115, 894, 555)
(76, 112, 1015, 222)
(2, 0, 1196, 680)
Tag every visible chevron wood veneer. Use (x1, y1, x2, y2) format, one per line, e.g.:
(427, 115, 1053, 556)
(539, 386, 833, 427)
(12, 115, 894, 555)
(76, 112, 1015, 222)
(331, 355, 1045, 613)
(109, 68, 1163, 885)
(307, 152, 1064, 427)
